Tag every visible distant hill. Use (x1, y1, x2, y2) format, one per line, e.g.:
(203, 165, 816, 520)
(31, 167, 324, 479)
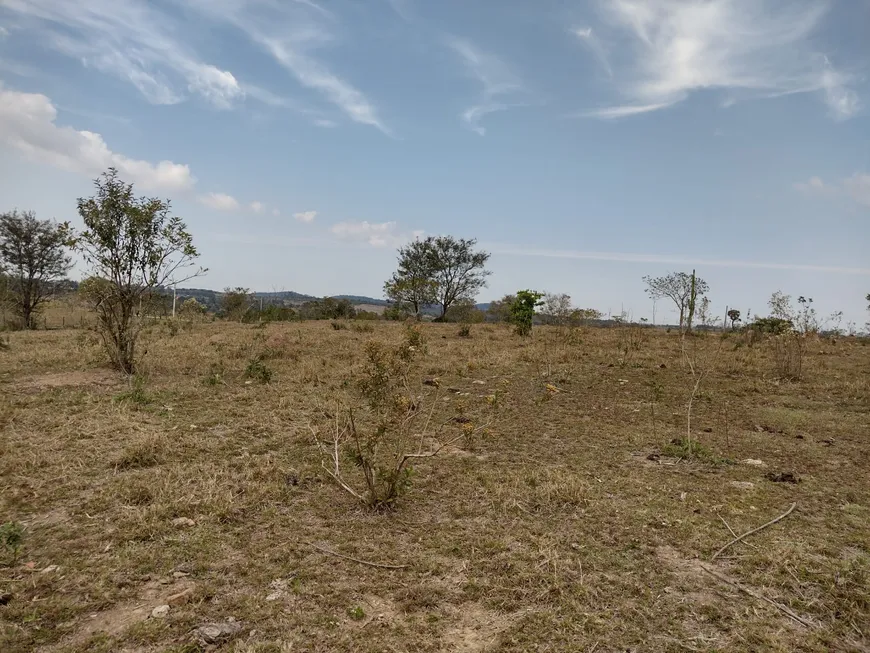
(52, 280, 494, 314)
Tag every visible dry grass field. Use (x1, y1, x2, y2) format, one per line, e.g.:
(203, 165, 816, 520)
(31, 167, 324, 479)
(1, 320, 868, 652)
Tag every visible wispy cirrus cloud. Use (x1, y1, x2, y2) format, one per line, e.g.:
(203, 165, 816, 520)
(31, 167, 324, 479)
(182, 0, 389, 134)
(573, 27, 612, 78)
(486, 243, 870, 275)
(576, 0, 860, 120)
(448, 37, 526, 136)
(2, 0, 245, 108)
(0, 83, 193, 191)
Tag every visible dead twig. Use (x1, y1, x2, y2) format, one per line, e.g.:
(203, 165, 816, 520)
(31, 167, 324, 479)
(716, 513, 757, 550)
(712, 503, 796, 560)
(700, 565, 813, 628)
(306, 541, 407, 570)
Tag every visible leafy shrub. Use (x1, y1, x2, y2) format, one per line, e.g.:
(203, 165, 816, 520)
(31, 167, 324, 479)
(245, 357, 273, 383)
(457, 323, 472, 338)
(510, 290, 544, 336)
(748, 317, 794, 335)
(331, 321, 347, 331)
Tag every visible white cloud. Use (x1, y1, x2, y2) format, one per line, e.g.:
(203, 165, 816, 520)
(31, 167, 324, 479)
(294, 210, 318, 223)
(843, 174, 870, 208)
(330, 220, 401, 247)
(272, 208, 280, 216)
(580, 0, 859, 120)
(0, 84, 193, 191)
(794, 173, 870, 209)
(3, 0, 244, 108)
(199, 193, 240, 211)
(250, 201, 265, 213)
(448, 37, 525, 136)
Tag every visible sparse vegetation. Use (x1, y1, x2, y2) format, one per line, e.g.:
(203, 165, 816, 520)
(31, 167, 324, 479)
(0, 305, 868, 652)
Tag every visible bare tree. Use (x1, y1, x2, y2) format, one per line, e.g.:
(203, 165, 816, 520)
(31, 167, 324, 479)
(0, 210, 72, 329)
(67, 168, 204, 373)
(542, 292, 573, 326)
(642, 270, 709, 331)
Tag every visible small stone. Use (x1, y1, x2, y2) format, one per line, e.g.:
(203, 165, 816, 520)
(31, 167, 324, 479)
(729, 481, 755, 490)
(40, 565, 59, 574)
(172, 571, 190, 579)
(0, 592, 12, 605)
(171, 517, 196, 528)
(151, 605, 170, 619)
(472, 380, 485, 385)
(167, 588, 193, 606)
(742, 459, 766, 467)
(194, 618, 242, 646)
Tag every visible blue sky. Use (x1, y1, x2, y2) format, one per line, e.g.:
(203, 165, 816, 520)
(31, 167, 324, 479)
(0, 0, 868, 326)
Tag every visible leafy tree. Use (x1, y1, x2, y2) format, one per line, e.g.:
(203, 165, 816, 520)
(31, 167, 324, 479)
(0, 210, 72, 329)
(67, 168, 204, 373)
(486, 294, 516, 323)
(727, 308, 741, 329)
(510, 290, 544, 336)
(425, 236, 491, 319)
(642, 270, 709, 331)
(221, 287, 252, 321)
(384, 239, 438, 319)
(542, 293, 573, 326)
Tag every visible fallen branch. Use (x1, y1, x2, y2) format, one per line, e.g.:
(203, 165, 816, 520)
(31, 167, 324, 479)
(712, 503, 796, 560)
(716, 513, 757, 551)
(700, 564, 813, 628)
(306, 541, 408, 570)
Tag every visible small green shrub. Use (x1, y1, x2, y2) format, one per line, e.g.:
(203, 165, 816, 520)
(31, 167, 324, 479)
(662, 437, 728, 465)
(245, 357, 273, 384)
(114, 375, 151, 406)
(348, 606, 366, 621)
(1, 521, 24, 563)
(510, 290, 544, 336)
